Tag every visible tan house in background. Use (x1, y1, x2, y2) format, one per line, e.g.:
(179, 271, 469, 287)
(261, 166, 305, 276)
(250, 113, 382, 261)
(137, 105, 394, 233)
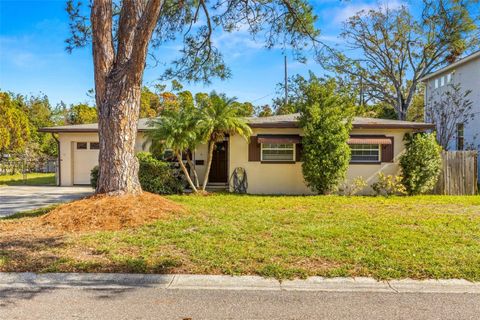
(40, 114, 434, 194)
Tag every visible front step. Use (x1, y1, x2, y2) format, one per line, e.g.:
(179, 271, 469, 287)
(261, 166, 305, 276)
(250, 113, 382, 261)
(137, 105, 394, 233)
(206, 183, 228, 192)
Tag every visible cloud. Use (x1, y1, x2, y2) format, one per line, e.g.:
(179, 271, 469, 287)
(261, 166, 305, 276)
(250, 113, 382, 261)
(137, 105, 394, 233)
(329, 0, 406, 25)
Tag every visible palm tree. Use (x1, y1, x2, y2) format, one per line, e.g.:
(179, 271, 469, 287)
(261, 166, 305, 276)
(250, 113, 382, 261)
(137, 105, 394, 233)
(146, 108, 201, 193)
(199, 93, 252, 191)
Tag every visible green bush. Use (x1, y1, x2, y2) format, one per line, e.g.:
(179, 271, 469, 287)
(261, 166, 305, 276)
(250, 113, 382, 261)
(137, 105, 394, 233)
(90, 152, 183, 194)
(400, 133, 442, 195)
(90, 165, 99, 189)
(299, 77, 355, 194)
(371, 173, 406, 196)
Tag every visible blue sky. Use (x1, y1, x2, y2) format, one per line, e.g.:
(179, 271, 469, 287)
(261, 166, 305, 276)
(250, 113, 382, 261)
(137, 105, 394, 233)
(0, 0, 402, 107)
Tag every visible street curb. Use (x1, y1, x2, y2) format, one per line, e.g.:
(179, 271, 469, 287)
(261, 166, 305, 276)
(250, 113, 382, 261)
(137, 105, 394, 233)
(0, 273, 479, 293)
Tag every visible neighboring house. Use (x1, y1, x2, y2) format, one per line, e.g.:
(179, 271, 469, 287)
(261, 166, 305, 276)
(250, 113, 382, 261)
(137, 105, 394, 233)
(421, 50, 480, 177)
(40, 114, 433, 194)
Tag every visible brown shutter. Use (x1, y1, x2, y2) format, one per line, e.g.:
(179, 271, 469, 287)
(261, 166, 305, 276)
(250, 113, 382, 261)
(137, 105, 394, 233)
(248, 136, 261, 161)
(381, 137, 394, 162)
(296, 143, 303, 162)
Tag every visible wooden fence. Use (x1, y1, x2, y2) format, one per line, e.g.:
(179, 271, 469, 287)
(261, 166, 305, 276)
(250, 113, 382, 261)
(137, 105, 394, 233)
(434, 151, 478, 195)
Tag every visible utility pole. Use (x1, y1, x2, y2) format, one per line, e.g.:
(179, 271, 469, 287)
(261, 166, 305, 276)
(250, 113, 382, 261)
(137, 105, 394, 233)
(284, 55, 288, 106)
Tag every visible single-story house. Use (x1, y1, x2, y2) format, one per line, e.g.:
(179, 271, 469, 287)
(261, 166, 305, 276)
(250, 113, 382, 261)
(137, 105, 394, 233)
(40, 113, 434, 194)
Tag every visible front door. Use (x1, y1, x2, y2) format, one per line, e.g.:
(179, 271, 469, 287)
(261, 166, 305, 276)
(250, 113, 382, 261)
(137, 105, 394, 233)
(208, 141, 228, 183)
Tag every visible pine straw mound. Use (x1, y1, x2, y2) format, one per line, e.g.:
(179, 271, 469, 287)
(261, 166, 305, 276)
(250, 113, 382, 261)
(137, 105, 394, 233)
(39, 192, 183, 232)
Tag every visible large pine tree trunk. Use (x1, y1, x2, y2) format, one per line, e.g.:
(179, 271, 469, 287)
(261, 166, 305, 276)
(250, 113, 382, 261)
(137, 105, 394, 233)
(96, 78, 142, 195)
(90, 0, 163, 195)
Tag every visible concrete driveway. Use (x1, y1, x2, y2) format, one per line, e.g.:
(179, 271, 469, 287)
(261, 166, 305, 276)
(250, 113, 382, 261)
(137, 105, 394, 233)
(0, 186, 94, 217)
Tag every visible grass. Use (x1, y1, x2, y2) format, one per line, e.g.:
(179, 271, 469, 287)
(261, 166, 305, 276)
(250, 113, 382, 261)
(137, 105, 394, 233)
(2, 205, 59, 220)
(0, 173, 56, 186)
(1, 194, 479, 280)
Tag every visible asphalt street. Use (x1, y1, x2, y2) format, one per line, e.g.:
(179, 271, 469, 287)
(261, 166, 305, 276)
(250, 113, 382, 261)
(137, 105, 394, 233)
(1, 286, 479, 320)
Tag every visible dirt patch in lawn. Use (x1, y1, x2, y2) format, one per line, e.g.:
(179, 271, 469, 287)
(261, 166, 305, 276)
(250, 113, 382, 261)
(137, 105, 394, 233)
(40, 192, 183, 232)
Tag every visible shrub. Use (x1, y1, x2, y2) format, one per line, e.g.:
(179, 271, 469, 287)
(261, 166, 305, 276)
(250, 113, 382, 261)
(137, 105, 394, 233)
(338, 177, 368, 196)
(400, 133, 442, 195)
(299, 77, 355, 194)
(90, 152, 183, 194)
(371, 173, 406, 196)
(90, 165, 99, 189)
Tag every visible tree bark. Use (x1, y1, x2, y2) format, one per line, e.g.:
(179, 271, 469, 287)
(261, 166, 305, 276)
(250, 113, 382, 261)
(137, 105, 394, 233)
(91, 0, 163, 195)
(176, 152, 198, 193)
(201, 141, 216, 191)
(96, 77, 143, 195)
(185, 152, 200, 188)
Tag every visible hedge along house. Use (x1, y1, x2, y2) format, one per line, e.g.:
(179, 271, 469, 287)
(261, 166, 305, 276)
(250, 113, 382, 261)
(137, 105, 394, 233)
(40, 113, 434, 194)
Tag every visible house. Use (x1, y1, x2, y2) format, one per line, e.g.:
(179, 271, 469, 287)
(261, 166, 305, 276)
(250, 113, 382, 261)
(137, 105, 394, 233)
(39, 114, 434, 194)
(421, 50, 480, 178)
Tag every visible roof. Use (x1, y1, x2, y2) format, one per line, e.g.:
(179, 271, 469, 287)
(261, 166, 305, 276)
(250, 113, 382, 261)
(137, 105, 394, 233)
(39, 113, 435, 133)
(420, 50, 480, 82)
(246, 113, 434, 130)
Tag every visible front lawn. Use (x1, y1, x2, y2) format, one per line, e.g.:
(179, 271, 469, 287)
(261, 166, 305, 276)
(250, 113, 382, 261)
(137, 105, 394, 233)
(0, 173, 56, 186)
(1, 194, 479, 280)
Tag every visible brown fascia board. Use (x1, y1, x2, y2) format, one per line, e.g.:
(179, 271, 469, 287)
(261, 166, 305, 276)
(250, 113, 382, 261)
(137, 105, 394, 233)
(38, 128, 150, 133)
(39, 121, 435, 132)
(248, 122, 299, 128)
(249, 122, 435, 130)
(352, 123, 436, 130)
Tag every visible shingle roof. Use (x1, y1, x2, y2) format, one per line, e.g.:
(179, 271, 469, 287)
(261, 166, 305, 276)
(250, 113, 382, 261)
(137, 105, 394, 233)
(39, 113, 434, 133)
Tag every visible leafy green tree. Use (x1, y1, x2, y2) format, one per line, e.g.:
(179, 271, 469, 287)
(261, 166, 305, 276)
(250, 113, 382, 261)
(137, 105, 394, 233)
(199, 93, 252, 191)
(325, 1, 479, 120)
(67, 0, 320, 195)
(232, 101, 255, 117)
(298, 76, 355, 194)
(257, 105, 273, 117)
(146, 105, 202, 192)
(400, 133, 442, 195)
(140, 86, 161, 118)
(67, 103, 98, 124)
(0, 92, 31, 158)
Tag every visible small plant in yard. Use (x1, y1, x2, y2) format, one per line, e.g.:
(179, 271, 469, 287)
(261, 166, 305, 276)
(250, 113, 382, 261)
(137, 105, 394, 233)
(400, 133, 442, 195)
(91, 152, 183, 194)
(338, 177, 368, 196)
(371, 173, 406, 196)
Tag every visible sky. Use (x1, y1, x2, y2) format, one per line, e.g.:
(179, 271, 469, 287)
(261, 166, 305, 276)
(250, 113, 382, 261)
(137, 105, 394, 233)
(0, 0, 403, 107)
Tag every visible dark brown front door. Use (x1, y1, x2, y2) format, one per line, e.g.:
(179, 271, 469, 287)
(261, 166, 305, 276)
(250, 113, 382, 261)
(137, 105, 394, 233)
(209, 141, 228, 183)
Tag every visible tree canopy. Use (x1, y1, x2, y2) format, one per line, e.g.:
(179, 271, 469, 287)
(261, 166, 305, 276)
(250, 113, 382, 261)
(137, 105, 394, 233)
(323, 0, 479, 120)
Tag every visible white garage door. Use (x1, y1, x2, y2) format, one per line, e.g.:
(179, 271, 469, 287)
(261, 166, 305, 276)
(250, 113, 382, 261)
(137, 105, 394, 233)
(73, 142, 99, 185)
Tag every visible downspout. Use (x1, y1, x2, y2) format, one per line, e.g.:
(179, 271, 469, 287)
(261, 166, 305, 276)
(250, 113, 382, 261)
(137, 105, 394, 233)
(52, 133, 61, 186)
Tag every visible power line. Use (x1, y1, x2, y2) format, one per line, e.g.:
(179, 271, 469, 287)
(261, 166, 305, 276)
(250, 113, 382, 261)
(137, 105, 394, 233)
(251, 92, 275, 103)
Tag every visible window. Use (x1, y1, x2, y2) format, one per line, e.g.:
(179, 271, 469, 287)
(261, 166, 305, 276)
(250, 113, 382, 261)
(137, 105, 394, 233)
(457, 123, 464, 151)
(440, 76, 445, 87)
(90, 142, 99, 150)
(261, 143, 295, 162)
(76, 142, 87, 150)
(350, 144, 380, 162)
(434, 79, 439, 89)
(447, 73, 452, 83)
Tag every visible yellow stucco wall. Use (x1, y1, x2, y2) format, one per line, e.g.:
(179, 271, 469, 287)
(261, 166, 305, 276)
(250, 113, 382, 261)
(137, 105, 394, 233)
(58, 132, 148, 186)
(228, 127, 411, 195)
(58, 128, 411, 193)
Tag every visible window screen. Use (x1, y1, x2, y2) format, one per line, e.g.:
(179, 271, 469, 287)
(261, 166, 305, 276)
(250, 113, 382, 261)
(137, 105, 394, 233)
(261, 143, 295, 161)
(350, 144, 380, 162)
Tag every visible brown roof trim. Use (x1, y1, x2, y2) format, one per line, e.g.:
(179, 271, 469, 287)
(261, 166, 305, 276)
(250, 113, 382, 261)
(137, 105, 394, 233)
(39, 120, 435, 132)
(38, 128, 150, 133)
(249, 122, 435, 130)
(249, 122, 299, 128)
(352, 123, 435, 130)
